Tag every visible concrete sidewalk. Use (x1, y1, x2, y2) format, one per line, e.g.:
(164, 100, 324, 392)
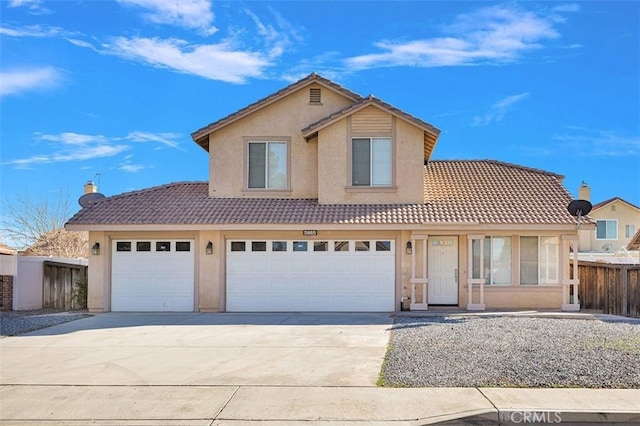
(1, 385, 639, 425)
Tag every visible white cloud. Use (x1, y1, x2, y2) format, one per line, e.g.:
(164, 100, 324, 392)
(66, 38, 95, 49)
(7, 0, 50, 14)
(117, 0, 217, 35)
(552, 4, 581, 13)
(472, 92, 530, 126)
(0, 67, 60, 97)
(126, 131, 181, 149)
(552, 128, 640, 157)
(39, 132, 110, 145)
(0, 24, 66, 37)
(120, 164, 145, 173)
(104, 36, 270, 83)
(57, 6, 295, 83)
(2, 131, 182, 169)
(4, 145, 130, 168)
(345, 4, 576, 70)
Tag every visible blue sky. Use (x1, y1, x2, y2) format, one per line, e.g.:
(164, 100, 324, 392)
(1, 0, 639, 223)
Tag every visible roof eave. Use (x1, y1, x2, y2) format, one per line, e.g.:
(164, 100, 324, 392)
(190, 74, 363, 148)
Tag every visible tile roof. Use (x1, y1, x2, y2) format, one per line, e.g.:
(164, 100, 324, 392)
(66, 160, 582, 228)
(190, 73, 362, 151)
(424, 160, 578, 224)
(592, 197, 640, 212)
(302, 95, 440, 138)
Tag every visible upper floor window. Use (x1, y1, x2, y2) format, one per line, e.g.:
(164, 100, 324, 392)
(596, 219, 617, 240)
(351, 137, 391, 186)
(625, 224, 635, 238)
(248, 141, 287, 189)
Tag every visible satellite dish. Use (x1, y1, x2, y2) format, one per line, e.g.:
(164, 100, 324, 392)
(78, 192, 105, 208)
(567, 199, 592, 230)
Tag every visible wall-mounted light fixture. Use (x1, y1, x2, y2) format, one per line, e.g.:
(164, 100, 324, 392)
(91, 242, 100, 256)
(405, 241, 412, 255)
(205, 241, 214, 255)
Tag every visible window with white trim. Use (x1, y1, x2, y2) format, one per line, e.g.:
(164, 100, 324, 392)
(596, 219, 617, 240)
(248, 141, 287, 189)
(625, 224, 635, 238)
(471, 237, 512, 285)
(520, 236, 559, 285)
(351, 137, 392, 186)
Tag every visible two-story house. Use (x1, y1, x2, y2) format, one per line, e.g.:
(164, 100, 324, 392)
(66, 73, 587, 313)
(576, 182, 640, 253)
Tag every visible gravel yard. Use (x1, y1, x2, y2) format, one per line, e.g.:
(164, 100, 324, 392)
(0, 309, 90, 337)
(381, 316, 640, 388)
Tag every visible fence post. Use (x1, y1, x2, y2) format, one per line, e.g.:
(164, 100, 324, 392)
(622, 266, 628, 317)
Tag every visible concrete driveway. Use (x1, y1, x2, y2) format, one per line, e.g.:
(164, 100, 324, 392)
(0, 312, 392, 387)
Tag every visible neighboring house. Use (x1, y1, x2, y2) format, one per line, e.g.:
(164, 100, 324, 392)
(576, 182, 640, 253)
(66, 73, 587, 313)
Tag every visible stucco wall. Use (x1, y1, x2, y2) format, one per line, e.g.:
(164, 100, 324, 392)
(14, 255, 88, 311)
(579, 200, 640, 252)
(207, 83, 354, 198)
(0, 254, 17, 276)
(86, 227, 579, 313)
(317, 112, 425, 204)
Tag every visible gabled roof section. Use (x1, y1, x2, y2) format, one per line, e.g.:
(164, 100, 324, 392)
(627, 229, 640, 251)
(592, 197, 640, 212)
(66, 160, 582, 229)
(302, 95, 441, 162)
(190, 73, 363, 151)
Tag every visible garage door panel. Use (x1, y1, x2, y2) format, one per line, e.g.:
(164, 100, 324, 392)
(331, 258, 352, 273)
(310, 257, 331, 272)
(227, 239, 394, 312)
(111, 240, 194, 312)
(290, 261, 310, 273)
(270, 258, 290, 273)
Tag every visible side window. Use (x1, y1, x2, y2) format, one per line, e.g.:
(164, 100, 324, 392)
(272, 241, 287, 252)
(334, 241, 349, 252)
(375, 241, 391, 251)
(355, 241, 370, 251)
(176, 242, 191, 252)
(156, 241, 171, 252)
(116, 241, 131, 252)
(136, 242, 151, 252)
(251, 241, 267, 252)
(231, 242, 246, 252)
(313, 241, 328, 252)
(293, 241, 308, 252)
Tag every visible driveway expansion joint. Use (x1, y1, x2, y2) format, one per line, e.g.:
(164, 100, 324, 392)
(212, 385, 240, 420)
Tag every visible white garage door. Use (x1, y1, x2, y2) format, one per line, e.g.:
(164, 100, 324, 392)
(226, 239, 395, 312)
(111, 240, 194, 312)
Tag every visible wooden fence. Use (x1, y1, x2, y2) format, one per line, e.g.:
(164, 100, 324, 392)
(43, 261, 88, 310)
(577, 261, 640, 318)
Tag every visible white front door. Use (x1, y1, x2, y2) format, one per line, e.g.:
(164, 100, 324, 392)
(428, 237, 458, 305)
